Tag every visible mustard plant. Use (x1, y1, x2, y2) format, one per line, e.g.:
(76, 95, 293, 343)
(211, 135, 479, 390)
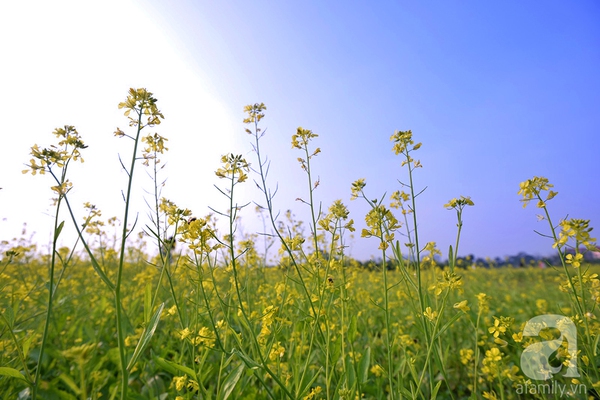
(106, 88, 168, 399)
(21, 89, 169, 399)
(245, 103, 336, 398)
(518, 176, 600, 388)
(351, 130, 473, 399)
(21, 125, 87, 397)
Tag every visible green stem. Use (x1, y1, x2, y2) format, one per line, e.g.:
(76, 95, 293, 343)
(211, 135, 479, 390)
(303, 144, 320, 258)
(381, 241, 395, 400)
(33, 164, 70, 399)
(226, 171, 295, 400)
(453, 209, 463, 272)
(251, 120, 331, 365)
(115, 108, 145, 399)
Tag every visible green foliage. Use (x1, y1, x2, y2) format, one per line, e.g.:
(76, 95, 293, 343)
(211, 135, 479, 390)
(1, 90, 598, 399)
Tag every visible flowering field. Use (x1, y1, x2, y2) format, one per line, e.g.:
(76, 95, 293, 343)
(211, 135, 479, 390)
(1, 89, 599, 399)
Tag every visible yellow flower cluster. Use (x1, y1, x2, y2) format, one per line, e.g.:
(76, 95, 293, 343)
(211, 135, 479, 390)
(318, 200, 355, 234)
(141, 133, 169, 166)
(23, 126, 87, 176)
(215, 153, 250, 183)
(361, 205, 401, 250)
(517, 176, 557, 208)
(444, 196, 475, 210)
(390, 129, 421, 155)
(117, 87, 164, 128)
(555, 218, 597, 251)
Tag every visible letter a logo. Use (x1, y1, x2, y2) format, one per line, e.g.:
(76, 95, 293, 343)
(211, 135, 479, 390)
(520, 314, 579, 380)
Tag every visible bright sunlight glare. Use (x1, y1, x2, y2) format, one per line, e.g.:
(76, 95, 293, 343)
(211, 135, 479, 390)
(0, 0, 238, 249)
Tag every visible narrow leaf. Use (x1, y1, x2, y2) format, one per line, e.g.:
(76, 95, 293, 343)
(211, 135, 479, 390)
(144, 284, 152, 324)
(127, 302, 165, 372)
(233, 349, 262, 370)
(3, 306, 14, 328)
(55, 220, 65, 239)
(345, 354, 356, 389)
(433, 312, 463, 342)
(22, 333, 35, 361)
(219, 363, 245, 400)
(358, 346, 370, 383)
(431, 380, 443, 400)
(0, 367, 29, 384)
(153, 354, 197, 379)
(58, 372, 81, 395)
(348, 315, 357, 343)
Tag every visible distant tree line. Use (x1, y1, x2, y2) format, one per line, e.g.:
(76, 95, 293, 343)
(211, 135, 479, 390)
(352, 248, 600, 271)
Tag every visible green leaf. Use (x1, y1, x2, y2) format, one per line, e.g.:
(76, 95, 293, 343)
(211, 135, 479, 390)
(430, 380, 443, 400)
(432, 312, 463, 342)
(144, 284, 152, 324)
(153, 354, 197, 379)
(3, 305, 14, 328)
(0, 367, 30, 384)
(127, 302, 165, 372)
(299, 368, 322, 399)
(233, 349, 262, 370)
(219, 363, 245, 400)
(358, 346, 370, 383)
(58, 372, 81, 395)
(22, 333, 35, 360)
(448, 245, 454, 270)
(55, 220, 65, 239)
(345, 354, 356, 389)
(348, 315, 357, 343)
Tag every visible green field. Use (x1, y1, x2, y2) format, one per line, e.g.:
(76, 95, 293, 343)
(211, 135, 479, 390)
(1, 90, 598, 399)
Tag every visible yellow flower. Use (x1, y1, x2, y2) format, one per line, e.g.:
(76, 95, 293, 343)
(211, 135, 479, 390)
(166, 305, 178, 316)
(488, 318, 506, 338)
(370, 364, 385, 377)
(173, 375, 187, 392)
(484, 347, 503, 363)
(423, 307, 438, 322)
(444, 195, 475, 210)
(517, 176, 556, 208)
(50, 180, 73, 196)
(565, 253, 584, 268)
(350, 178, 366, 200)
(215, 153, 250, 183)
(476, 293, 491, 312)
(555, 219, 596, 250)
(179, 327, 192, 341)
(243, 103, 266, 125)
(269, 342, 286, 361)
(303, 386, 322, 400)
(512, 332, 523, 343)
(118, 88, 164, 127)
(453, 300, 470, 313)
(390, 129, 418, 155)
(460, 348, 474, 365)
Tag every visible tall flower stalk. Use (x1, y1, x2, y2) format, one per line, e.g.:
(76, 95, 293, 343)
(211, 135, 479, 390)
(518, 176, 599, 385)
(112, 88, 165, 399)
(23, 126, 87, 398)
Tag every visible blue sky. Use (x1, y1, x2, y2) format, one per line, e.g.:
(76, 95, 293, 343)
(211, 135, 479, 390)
(1, 1, 599, 261)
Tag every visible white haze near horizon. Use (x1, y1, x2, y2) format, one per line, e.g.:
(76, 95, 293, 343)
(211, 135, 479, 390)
(0, 0, 254, 257)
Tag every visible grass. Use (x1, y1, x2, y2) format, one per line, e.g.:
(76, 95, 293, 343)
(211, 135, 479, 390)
(1, 89, 599, 399)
